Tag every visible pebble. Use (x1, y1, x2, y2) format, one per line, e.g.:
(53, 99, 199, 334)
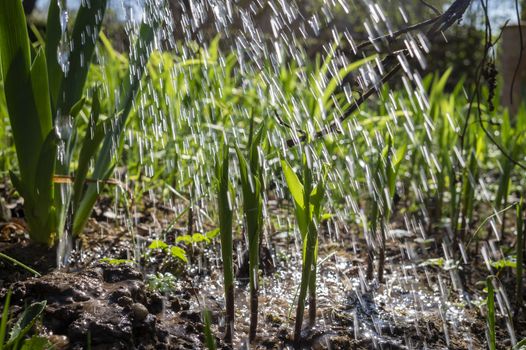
(131, 302, 149, 321)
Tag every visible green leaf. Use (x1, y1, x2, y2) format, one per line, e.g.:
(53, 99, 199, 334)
(514, 338, 526, 350)
(487, 277, 496, 350)
(6, 301, 46, 347)
(45, 0, 63, 111)
(0, 0, 30, 79)
(73, 21, 156, 236)
(490, 258, 517, 269)
(205, 228, 220, 240)
(57, 0, 108, 115)
(0, 289, 12, 350)
(20, 336, 52, 350)
(170, 246, 188, 263)
(9, 171, 27, 202)
(29, 48, 52, 139)
(69, 97, 86, 118)
(73, 89, 104, 211)
(148, 240, 168, 250)
(99, 258, 133, 265)
(202, 309, 217, 350)
(281, 159, 304, 209)
(281, 158, 307, 237)
(315, 55, 377, 118)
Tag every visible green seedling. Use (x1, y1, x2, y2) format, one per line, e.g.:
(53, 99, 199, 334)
(147, 272, 178, 294)
(235, 123, 266, 343)
(281, 148, 325, 346)
(216, 144, 234, 345)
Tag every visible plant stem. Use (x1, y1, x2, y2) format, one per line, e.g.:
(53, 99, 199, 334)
(378, 222, 386, 283)
(516, 199, 524, 313)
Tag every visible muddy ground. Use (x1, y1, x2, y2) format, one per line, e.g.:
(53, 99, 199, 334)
(1, 183, 525, 349)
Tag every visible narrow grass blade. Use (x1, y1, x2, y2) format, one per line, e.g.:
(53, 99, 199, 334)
(0, 288, 12, 350)
(0, 253, 41, 277)
(487, 277, 496, 350)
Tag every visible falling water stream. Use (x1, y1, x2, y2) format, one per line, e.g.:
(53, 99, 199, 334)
(40, 0, 523, 348)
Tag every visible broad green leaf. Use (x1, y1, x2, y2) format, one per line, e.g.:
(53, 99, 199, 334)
(490, 259, 516, 269)
(45, 0, 63, 111)
(205, 228, 220, 240)
(281, 158, 307, 237)
(29, 48, 52, 139)
(0, 0, 43, 193)
(0, 0, 30, 78)
(170, 246, 188, 263)
(148, 240, 168, 250)
(281, 159, 304, 209)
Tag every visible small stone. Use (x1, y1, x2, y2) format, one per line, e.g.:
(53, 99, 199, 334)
(117, 296, 133, 307)
(131, 303, 149, 321)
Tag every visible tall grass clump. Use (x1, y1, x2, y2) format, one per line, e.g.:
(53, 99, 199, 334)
(236, 123, 266, 343)
(216, 144, 235, 345)
(281, 147, 325, 345)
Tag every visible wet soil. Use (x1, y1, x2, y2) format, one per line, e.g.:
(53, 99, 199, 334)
(1, 189, 525, 349)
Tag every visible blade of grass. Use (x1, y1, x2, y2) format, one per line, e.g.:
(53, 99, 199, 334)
(487, 277, 496, 350)
(0, 288, 12, 350)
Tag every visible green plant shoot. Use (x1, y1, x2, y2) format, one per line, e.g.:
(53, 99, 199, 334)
(235, 123, 265, 342)
(216, 144, 234, 345)
(281, 148, 325, 345)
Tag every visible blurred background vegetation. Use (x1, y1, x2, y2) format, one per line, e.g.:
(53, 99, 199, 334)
(21, 0, 525, 88)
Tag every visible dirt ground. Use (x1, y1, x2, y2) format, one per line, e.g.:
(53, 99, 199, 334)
(1, 184, 525, 349)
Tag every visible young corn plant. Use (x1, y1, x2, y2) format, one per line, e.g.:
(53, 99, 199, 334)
(281, 148, 325, 345)
(235, 124, 266, 343)
(365, 136, 406, 282)
(216, 144, 235, 345)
